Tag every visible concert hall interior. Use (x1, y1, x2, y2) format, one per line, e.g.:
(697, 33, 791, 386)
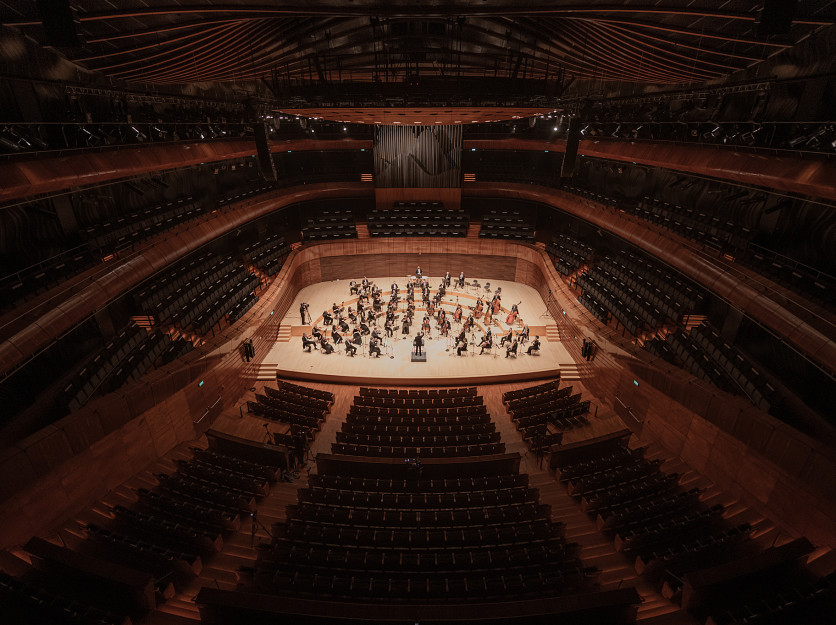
(0, 2, 835, 625)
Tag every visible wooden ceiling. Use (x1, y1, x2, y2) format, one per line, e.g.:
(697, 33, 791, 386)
(3, 1, 834, 88)
(277, 108, 557, 125)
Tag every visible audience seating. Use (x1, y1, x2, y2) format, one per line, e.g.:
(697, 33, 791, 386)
(302, 208, 357, 241)
(63, 323, 168, 411)
(368, 203, 468, 237)
(479, 208, 535, 241)
(241, 386, 631, 613)
(546, 233, 595, 275)
(241, 233, 290, 276)
(0, 246, 97, 312)
(551, 434, 831, 624)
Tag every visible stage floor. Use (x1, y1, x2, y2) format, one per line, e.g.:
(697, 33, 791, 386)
(260, 276, 586, 385)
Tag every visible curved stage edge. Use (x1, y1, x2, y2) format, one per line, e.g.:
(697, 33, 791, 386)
(272, 366, 563, 387)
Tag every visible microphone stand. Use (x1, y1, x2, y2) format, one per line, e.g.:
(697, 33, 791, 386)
(540, 289, 553, 318)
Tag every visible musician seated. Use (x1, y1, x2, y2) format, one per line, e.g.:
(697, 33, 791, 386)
(331, 328, 343, 345)
(369, 339, 381, 358)
(311, 325, 323, 340)
(359, 322, 371, 335)
(352, 329, 363, 345)
(349, 280, 359, 294)
(500, 329, 513, 346)
(527, 337, 541, 355)
(520, 324, 530, 344)
(338, 318, 349, 332)
(457, 338, 468, 356)
(456, 329, 466, 344)
(505, 338, 518, 358)
(402, 319, 410, 335)
(385, 321, 394, 337)
(345, 340, 357, 356)
(320, 338, 334, 354)
(322, 310, 333, 325)
(302, 333, 316, 352)
(479, 335, 493, 355)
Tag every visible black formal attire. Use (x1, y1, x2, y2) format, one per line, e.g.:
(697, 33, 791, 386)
(369, 339, 381, 357)
(527, 339, 541, 355)
(413, 334, 424, 355)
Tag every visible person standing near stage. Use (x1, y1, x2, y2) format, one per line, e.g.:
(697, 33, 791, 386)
(445, 271, 451, 287)
(458, 271, 465, 288)
(413, 332, 424, 355)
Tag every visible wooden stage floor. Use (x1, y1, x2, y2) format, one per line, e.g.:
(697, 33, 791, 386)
(261, 276, 586, 385)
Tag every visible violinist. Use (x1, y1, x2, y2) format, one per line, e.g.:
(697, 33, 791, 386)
(456, 335, 468, 356)
(500, 328, 513, 347)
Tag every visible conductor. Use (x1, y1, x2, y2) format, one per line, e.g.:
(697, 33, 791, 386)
(413, 332, 424, 355)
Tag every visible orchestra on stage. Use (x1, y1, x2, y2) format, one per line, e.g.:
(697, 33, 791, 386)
(299, 269, 541, 360)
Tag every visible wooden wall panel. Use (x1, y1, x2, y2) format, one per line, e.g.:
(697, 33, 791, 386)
(0, 138, 371, 203)
(319, 252, 516, 283)
(374, 188, 462, 210)
(463, 138, 836, 201)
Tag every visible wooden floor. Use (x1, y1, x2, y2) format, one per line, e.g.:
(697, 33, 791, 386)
(261, 276, 588, 385)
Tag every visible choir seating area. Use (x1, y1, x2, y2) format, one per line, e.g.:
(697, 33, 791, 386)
(368, 202, 468, 237)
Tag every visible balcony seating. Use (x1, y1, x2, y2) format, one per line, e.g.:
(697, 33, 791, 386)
(479, 208, 534, 241)
(0, 247, 97, 313)
(302, 208, 357, 241)
(546, 233, 595, 275)
(241, 233, 291, 276)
